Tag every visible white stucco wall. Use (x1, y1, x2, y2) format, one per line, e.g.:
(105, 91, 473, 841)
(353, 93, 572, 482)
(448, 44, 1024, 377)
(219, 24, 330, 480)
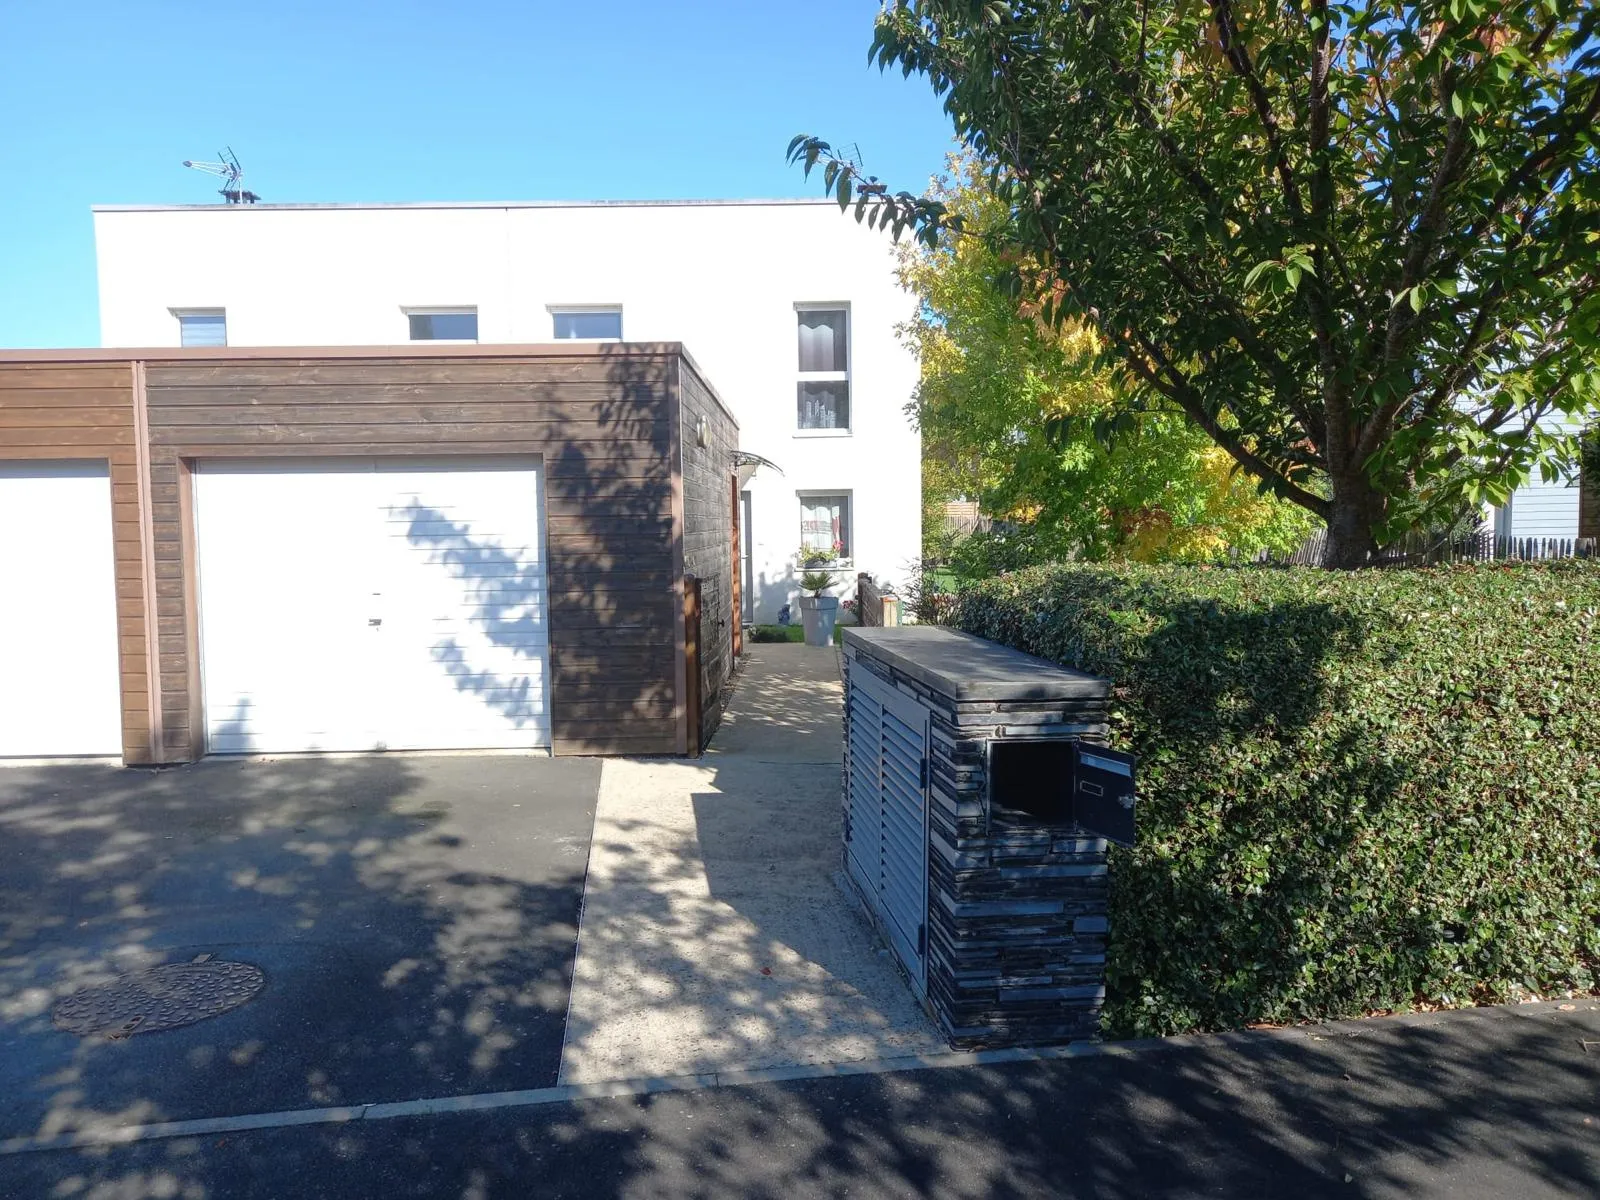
(93, 200, 922, 623)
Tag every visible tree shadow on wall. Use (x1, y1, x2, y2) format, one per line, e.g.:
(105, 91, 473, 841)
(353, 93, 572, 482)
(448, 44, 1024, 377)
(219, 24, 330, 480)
(401, 499, 549, 730)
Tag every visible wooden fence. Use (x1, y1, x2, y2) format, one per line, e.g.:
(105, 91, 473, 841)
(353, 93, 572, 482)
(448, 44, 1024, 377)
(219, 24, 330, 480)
(856, 572, 902, 627)
(1243, 529, 1599, 567)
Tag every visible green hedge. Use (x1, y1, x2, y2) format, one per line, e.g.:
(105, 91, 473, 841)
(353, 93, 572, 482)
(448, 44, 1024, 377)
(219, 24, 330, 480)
(953, 562, 1600, 1037)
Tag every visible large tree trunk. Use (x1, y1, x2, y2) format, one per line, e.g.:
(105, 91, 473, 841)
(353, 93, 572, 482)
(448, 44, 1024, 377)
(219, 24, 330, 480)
(1321, 473, 1383, 569)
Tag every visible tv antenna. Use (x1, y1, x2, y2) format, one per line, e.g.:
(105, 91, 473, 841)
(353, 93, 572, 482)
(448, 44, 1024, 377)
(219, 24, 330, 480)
(181, 147, 260, 204)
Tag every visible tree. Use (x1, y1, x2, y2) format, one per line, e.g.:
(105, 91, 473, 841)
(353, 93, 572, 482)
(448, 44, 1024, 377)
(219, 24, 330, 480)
(793, 0, 1600, 566)
(903, 156, 1317, 566)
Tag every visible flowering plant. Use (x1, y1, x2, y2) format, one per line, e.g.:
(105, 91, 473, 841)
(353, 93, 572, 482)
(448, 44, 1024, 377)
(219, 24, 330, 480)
(799, 540, 845, 567)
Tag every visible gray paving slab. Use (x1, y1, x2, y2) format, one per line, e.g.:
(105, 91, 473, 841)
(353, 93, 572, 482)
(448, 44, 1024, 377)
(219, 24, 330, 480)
(559, 644, 944, 1083)
(0, 753, 599, 1139)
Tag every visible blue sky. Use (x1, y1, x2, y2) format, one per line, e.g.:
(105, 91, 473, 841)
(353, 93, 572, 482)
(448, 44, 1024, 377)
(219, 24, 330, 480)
(0, 1, 955, 348)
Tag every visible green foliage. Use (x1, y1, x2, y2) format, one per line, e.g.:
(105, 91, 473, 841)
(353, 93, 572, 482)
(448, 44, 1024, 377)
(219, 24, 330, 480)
(793, 1, 1600, 565)
(953, 561, 1600, 1035)
(800, 570, 836, 596)
(748, 623, 845, 645)
(902, 156, 1317, 566)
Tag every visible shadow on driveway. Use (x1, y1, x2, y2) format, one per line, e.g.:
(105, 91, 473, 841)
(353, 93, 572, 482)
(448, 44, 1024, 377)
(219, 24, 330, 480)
(2, 1003, 1597, 1199)
(0, 754, 599, 1139)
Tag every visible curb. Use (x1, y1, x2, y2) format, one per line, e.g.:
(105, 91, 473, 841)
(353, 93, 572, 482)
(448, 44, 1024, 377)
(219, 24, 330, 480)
(3, 998, 1592, 1158)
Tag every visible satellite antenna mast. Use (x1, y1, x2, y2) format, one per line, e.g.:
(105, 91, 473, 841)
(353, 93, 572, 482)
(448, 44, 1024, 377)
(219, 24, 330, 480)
(181, 147, 260, 204)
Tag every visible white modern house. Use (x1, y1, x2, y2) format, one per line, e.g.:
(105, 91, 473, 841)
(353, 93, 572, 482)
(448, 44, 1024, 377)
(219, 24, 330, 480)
(93, 198, 922, 623)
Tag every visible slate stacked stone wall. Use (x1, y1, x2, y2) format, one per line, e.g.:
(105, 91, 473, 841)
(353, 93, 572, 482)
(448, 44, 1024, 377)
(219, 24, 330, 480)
(842, 637, 1114, 1049)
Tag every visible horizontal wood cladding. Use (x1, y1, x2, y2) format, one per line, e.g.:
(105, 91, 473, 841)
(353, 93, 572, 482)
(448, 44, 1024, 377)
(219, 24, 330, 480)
(0, 365, 139, 392)
(679, 358, 740, 750)
(141, 351, 688, 759)
(0, 361, 154, 763)
(144, 361, 676, 390)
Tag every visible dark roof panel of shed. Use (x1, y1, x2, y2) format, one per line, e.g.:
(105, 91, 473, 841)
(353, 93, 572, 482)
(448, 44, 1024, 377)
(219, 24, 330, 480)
(843, 626, 1109, 702)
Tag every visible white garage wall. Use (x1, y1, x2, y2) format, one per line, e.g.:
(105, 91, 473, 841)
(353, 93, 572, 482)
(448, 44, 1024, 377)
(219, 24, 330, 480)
(0, 461, 123, 757)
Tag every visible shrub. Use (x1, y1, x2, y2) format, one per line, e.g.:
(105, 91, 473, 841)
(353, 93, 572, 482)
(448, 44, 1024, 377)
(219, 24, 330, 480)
(953, 561, 1600, 1037)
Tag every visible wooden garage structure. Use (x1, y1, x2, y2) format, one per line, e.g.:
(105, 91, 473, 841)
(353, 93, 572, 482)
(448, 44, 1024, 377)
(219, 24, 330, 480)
(0, 344, 738, 764)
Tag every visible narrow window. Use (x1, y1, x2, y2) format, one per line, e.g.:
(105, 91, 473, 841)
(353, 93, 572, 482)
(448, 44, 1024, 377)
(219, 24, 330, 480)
(799, 493, 851, 560)
(176, 310, 227, 347)
(407, 310, 478, 342)
(551, 308, 623, 340)
(796, 307, 850, 432)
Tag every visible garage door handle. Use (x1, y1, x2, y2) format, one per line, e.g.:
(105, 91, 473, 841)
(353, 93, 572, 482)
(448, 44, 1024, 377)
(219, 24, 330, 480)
(368, 618, 382, 627)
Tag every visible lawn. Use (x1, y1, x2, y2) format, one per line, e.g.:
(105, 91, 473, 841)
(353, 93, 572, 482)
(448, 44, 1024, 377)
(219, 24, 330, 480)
(746, 623, 847, 645)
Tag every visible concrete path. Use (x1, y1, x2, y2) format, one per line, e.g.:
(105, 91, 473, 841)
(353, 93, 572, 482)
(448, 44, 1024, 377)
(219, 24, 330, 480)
(558, 644, 942, 1083)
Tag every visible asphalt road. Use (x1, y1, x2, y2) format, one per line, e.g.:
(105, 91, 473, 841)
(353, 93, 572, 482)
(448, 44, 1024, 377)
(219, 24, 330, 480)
(0, 755, 599, 1136)
(2, 1000, 1595, 1199)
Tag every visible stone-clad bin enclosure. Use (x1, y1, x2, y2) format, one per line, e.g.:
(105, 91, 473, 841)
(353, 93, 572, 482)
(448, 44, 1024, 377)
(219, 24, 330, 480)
(841, 626, 1121, 1049)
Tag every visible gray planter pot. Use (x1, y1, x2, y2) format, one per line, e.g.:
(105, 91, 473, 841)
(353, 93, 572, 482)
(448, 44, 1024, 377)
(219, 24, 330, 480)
(799, 594, 840, 647)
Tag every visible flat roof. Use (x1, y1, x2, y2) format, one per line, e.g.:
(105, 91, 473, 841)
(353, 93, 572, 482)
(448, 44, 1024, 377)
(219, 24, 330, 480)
(92, 198, 838, 214)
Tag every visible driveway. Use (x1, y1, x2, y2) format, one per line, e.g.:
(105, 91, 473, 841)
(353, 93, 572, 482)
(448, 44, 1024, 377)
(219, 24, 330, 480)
(560, 644, 941, 1082)
(0, 754, 599, 1140)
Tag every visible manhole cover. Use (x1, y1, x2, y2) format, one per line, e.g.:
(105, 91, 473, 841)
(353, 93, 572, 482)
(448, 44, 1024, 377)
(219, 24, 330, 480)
(52, 960, 265, 1038)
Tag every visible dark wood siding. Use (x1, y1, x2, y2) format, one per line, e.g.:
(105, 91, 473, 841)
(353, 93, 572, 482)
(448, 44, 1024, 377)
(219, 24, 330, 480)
(0, 362, 155, 763)
(141, 348, 686, 759)
(678, 355, 740, 749)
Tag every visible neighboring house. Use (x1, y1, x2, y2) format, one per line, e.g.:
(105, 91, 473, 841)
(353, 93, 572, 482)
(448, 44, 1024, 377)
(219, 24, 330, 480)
(0, 345, 735, 764)
(92, 199, 923, 623)
(1491, 413, 1594, 542)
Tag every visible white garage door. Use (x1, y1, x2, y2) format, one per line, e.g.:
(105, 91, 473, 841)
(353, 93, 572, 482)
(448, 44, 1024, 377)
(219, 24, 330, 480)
(0, 462, 124, 757)
(194, 457, 550, 754)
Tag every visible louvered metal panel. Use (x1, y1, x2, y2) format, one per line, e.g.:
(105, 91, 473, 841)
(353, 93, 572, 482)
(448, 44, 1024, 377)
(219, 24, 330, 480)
(846, 687, 883, 895)
(879, 705, 927, 981)
(844, 663, 929, 992)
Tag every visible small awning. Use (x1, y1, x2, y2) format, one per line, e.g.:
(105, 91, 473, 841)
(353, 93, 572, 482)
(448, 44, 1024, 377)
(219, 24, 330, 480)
(733, 450, 783, 489)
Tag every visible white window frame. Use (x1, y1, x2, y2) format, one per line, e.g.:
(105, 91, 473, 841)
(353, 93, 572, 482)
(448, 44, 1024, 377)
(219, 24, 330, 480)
(403, 306, 479, 344)
(798, 490, 853, 566)
(171, 308, 227, 348)
(795, 302, 852, 437)
(548, 305, 624, 342)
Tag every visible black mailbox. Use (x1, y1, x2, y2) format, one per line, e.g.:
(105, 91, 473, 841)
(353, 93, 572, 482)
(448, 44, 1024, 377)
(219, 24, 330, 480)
(1071, 743, 1137, 846)
(988, 738, 1137, 845)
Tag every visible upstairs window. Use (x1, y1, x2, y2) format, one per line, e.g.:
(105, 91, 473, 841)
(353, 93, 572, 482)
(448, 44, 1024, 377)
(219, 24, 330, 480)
(176, 310, 227, 347)
(407, 309, 478, 342)
(800, 493, 851, 560)
(551, 308, 623, 340)
(797, 306, 849, 432)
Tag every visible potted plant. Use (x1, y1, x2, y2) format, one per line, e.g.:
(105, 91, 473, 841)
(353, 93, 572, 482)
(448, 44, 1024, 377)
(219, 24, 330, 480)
(797, 542, 843, 647)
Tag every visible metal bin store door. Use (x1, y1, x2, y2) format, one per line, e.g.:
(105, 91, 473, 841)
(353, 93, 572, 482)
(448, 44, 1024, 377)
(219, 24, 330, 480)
(846, 665, 930, 992)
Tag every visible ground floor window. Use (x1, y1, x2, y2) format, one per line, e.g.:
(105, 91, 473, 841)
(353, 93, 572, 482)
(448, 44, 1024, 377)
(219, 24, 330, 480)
(799, 493, 851, 560)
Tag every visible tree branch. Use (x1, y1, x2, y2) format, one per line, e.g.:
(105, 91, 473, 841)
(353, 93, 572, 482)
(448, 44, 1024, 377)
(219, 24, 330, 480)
(1206, 0, 1306, 220)
(1118, 327, 1331, 518)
